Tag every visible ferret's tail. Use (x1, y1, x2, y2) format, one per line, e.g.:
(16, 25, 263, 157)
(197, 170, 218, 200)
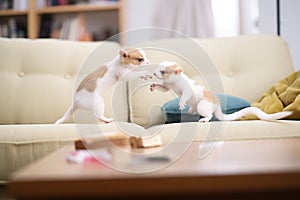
(214, 106, 292, 121)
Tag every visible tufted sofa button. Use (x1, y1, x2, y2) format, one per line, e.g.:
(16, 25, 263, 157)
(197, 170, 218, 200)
(227, 71, 234, 77)
(64, 74, 71, 79)
(18, 72, 25, 77)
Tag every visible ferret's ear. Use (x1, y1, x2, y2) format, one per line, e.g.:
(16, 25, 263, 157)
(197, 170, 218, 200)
(174, 67, 183, 75)
(119, 49, 128, 58)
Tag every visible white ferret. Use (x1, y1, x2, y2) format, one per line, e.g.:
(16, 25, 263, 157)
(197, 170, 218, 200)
(150, 61, 292, 122)
(55, 48, 151, 124)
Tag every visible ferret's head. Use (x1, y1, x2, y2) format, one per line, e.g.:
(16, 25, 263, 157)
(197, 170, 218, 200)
(119, 48, 149, 68)
(153, 61, 182, 82)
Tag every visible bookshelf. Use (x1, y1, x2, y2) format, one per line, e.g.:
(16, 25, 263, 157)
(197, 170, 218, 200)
(36, 4, 121, 14)
(0, 9, 27, 16)
(0, 0, 125, 43)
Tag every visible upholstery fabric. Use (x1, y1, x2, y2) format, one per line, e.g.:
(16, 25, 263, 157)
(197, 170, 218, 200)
(128, 35, 295, 126)
(1, 35, 300, 182)
(243, 70, 300, 120)
(0, 38, 126, 124)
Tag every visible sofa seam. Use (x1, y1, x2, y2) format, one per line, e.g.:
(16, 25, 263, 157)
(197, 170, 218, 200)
(126, 82, 131, 123)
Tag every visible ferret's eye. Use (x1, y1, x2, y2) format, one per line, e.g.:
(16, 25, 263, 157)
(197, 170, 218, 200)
(160, 70, 166, 75)
(137, 58, 143, 62)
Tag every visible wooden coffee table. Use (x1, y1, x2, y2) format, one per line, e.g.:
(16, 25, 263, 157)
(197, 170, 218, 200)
(8, 138, 300, 199)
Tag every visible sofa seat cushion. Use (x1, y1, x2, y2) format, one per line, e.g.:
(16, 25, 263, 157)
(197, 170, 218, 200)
(0, 124, 76, 181)
(147, 120, 300, 145)
(1, 120, 300, 181)
(0, 123, 121, 181)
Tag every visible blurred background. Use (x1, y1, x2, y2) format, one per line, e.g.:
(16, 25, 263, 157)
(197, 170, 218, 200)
(0, 0, 299, 69)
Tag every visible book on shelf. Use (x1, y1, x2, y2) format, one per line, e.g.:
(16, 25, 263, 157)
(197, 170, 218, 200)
(36, 0, 119, 8)
(13, 0, 28, 10)
(0, 0, 28, 10)
(39, 13, 94, 41)
(0, 17, 27, 38)
(39, 14, 52, 38)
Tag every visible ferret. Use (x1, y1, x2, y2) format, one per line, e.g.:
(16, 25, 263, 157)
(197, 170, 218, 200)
(150, 61, 292, 122)
(55, 48, 151, 124)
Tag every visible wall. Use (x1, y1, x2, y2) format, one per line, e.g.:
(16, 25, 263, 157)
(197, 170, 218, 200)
(258, 0, 277, 35)
(124, 0, 158, 45)
(259, 0, 300, 71)
(280, 0, 300, 71)
(125, 0, 300, 71)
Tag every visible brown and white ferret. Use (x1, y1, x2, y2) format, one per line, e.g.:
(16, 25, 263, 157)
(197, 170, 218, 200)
(55, 48, 151, 124)
(150, 61, 292, 122)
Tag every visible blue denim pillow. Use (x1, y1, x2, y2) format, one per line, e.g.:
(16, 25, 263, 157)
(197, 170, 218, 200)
(162, 94, 250, 123)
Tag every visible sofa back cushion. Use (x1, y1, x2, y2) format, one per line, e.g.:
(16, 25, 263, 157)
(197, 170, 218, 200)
(196, 35, 295, 102)
(127, 35, 295, 128)
(0, 38, 126, 124)
(128, 38, 218, 127)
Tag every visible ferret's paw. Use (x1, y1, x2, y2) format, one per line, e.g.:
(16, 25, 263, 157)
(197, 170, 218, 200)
(97, 117, 113, 123)
(179, 103, 185, 111)
(105, 118, 113, 123)
(150, 83, 156, 92)
(199, 118, 210, 123)
(140, 72, 153, 80)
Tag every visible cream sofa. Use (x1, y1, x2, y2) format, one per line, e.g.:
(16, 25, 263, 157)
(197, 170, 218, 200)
(1, 35, 300, 182)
